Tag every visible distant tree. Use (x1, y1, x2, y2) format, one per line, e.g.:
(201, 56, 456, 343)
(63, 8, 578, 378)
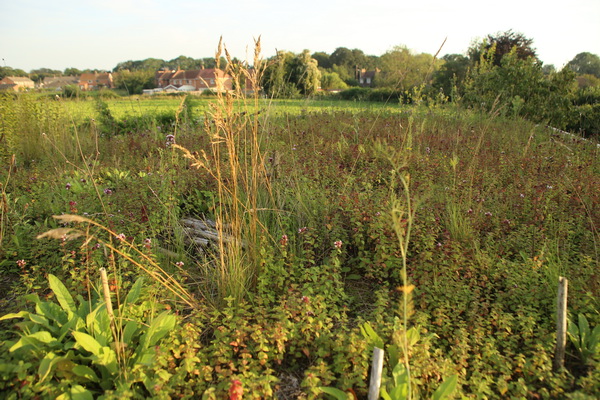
(566, 52, 600, 78)
(289, 50, 321, 95)
(329, 47, 369, 84)
(320, 72, 348, 90)
(376, 46, 440, 90)
(469, 30, 537, 66)
(432, 53, 470, 98)
(542, 64, 556, 75)
(576, 74, 600, 89)
(114, 70, 155, 94)
(29, 68, 63, 84)
(262, 51, 298, 97)
(312, 51, 332, 69)
(262, 50, 320, 97)
(0, 66, 27, 80)
(63, 67, 82, 76)
(463, 47, 576, 128)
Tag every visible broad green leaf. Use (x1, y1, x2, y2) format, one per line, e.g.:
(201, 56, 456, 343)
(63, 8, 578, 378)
(10, 331, 57, 352)
(589, 325, 600, 352)
(72, 364, 100, 382)
(406, 326, 421, 347)
(96, 346, 118, 375)
(381, 388, 392, 400)
(567, 318, 579, 345)
(318, 387, 351, 400)
(391, 362, 408, 388)
(38, 352, 62, 382)
(389, 384, 408, 400)
(433, 374, 458, 400)
(37, 301, 68, 325)
(58, 314, 84, 343)
(72, 331, 102, 356)
(48, 274, 76, 313)
(70, 384, 94, 400)
(360, 322, 384, 349)
(123, 320, 139, 345)
(141, 311, 176, 348)
(579, 314, 590, 347)
(28, 313, 56, 333)
(124, 277, 144, 305)
(0, 311, 29, 321)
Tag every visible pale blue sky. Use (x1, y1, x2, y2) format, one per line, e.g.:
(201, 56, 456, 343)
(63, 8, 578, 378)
(1, 0, 599, 72)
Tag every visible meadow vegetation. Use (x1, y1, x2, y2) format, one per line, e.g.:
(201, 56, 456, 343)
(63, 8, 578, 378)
(0, 55, 599, 399)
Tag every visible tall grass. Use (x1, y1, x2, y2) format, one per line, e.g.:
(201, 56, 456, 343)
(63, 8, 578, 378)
(174, 38, 280, 305)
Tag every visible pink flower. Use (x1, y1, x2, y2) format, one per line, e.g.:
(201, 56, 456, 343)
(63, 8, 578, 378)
(175, 261, 185, 268)
(16, 259, 26, 268)
(298, 227, 308, 234)
(115, 233, 126, 241)
(280, 234, 288, 246)
(334, 240, 343, 249)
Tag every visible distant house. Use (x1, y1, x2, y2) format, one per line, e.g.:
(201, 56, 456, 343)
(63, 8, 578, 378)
(154, 68, 232, 92)
(42, 76, 79, 90)
(0, 76, 35, 91)
(78, 72, 114, 90)
(356, 68, 378, 87)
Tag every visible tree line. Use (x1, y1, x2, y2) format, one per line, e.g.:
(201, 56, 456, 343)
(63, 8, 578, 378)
(2, 30, 599, 135)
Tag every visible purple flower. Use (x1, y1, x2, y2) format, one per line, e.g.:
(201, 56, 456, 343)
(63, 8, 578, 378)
(66, 183, 72, 190)
(165, 134, 175, 146)
(104, 188, 113, 195)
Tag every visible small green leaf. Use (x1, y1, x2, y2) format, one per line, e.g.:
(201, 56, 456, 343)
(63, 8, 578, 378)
(72, 331, 102, 356)
(48, 274, 77, 313)
(433, 374, 458, 400)
(318, 387, 351, 400)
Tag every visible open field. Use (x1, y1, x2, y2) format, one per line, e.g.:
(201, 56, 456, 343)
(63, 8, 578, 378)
(0, 92, 599, 399)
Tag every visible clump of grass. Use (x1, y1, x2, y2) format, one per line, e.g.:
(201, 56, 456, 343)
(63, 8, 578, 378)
(174, 37, 280, 305)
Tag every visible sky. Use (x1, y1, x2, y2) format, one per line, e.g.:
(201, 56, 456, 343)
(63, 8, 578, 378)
(1, 0, 599, 72)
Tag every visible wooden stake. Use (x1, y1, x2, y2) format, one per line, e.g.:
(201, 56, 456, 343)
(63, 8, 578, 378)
(99, 267, 115, 322)
(553, 276, 568, 371)
(369, 347, 385, 400)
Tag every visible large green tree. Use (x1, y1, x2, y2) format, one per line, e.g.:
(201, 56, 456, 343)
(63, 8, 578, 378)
(114, 70, 155, 94)
(432, 54, 470, 98)
(469, 30, 538, 66)
(376, 46, 440, 90)
(463, 47, 576, 128)
(262, 50, 320, 97)
(566, 52, 600, 78)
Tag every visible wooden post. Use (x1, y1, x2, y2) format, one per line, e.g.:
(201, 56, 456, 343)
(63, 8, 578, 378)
(553, 276, 568, 371)
(369, 347, 385, 400)
(99, 267, 115, 322)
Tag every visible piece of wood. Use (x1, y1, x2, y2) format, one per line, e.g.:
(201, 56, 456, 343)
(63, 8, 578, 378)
(369, 347, 385, 400)
(99, 267, 115, 322)
(553, 276, 568, 371)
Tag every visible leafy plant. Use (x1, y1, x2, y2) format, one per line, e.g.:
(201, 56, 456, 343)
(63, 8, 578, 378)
(0, 273, 176, 398)
(568, 314, 600, 366)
